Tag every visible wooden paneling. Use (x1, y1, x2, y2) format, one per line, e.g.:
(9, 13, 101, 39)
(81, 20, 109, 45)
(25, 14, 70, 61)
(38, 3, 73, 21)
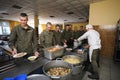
(71, 22, 88, 30)
(9, 20, 20, 30)
(93, 25, 116, 57)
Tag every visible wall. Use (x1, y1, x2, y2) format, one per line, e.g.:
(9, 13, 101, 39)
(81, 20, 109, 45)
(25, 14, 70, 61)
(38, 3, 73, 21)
(9, 20, 20, 30)
(89, 0, 120, 25)
(71, 22, 88, 30)
(93, 25, 116, 57)
(89, 0, 120, 57)
(0, 19, 20, 31)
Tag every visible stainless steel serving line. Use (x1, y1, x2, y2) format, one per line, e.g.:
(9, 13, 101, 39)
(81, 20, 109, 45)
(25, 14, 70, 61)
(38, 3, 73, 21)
(0, 44, 89, 80)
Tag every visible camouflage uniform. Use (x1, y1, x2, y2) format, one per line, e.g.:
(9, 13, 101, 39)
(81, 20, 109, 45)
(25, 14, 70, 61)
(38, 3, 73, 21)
(53, 31, 62, 45)
(73, 31, 80, 39)
(9, 25, 38, 55)
(62, 30, 73, 48)
(40, 30, 54, 48)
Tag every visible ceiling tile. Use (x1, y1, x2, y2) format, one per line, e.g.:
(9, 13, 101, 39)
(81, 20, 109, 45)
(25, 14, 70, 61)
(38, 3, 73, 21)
(0, 0, 103, 24)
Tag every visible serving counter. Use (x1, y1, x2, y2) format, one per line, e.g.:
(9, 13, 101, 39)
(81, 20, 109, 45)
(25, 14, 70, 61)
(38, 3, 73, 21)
(0, 46, 89, 80)
(0, 57, 48, 80)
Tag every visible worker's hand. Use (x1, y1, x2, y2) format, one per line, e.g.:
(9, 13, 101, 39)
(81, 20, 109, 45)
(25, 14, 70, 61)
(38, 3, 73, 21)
(12, 48, 17, 55)
(84, 44, 90, 49)
(74, 39, 78, 42)
(64, 40, 67, 43)
(34, 51, 40, 57)
(63, 42, 67, 48)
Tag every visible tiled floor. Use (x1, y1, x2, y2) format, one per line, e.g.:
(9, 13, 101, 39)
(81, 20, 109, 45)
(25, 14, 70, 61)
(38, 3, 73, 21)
(82, 57, 120, 80)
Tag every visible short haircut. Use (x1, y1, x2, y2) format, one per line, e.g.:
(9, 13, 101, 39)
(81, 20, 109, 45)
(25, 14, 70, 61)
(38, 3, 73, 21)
(56, 24, 60, 27)
(65, 24, 70, 26)
(20, 13, 28, 17)
(80, 26, 83, 28)
(86, 24, 93, 29)
(46, 22, 52, 26)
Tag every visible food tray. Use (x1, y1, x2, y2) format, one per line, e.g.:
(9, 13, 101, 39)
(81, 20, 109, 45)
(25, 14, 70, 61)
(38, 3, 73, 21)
(44, 46, 64, 60)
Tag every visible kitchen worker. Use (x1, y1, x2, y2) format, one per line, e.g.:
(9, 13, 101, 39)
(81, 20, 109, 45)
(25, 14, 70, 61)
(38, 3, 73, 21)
(53, 25, 62, 45)
(9, 13, 39, 57)
(76, 24, 101, 79)
(40, 22, 55, 48)
(62, 24, 73, 48)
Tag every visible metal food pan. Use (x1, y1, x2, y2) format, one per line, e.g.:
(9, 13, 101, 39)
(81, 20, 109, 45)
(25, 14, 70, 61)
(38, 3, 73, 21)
(44, 46, 64, 60)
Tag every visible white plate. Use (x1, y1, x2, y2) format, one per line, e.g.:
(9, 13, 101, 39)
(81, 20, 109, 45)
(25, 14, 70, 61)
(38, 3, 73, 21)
(27, 56, 37, 61)
(77, 50, 84, 54)
(66, 48, 72, 51)
(13, 52, 27, 58)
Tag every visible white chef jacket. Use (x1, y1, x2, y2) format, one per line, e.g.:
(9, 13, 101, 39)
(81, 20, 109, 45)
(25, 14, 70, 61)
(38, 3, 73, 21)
(77, 29, 101, 62)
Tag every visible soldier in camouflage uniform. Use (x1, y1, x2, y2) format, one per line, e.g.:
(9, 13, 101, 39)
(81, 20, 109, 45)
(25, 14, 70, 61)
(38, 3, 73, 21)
(62, 24, 74, 48)
(9, 13, 39, 57)
(73, 26, 80, 39)
(40, 22, 55, 48)
(53, 25, 62, 45)
(78, 26, 86, 37)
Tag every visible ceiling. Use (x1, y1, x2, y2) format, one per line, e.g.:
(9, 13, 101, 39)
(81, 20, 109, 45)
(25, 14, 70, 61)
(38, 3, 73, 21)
(0, 0, 103, 24)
